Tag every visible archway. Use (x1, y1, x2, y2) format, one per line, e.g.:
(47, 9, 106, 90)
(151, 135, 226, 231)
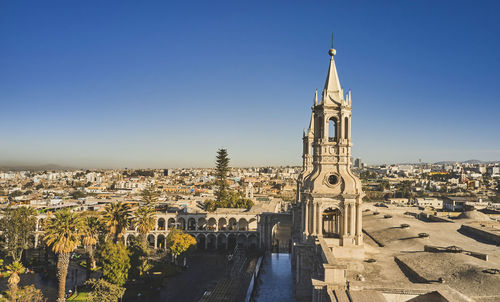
(271, 221, 292, 253)
(178, 217, 186, 230)
(248, 234, 258, 249)
(344, 116, 349, 139)
(147, 234, 155, 249)
(157, 235, 166, 250)
(198, 218, 207, 231)
(238, 218, 248, 231)
(157, 218, 166, 231)
(187, 218, 196, 231)
(237, 234, 247, 248)
(228, 218, 237, 231)
(322, 207, 341, 238)
(218, 218, 227, 231)
(208, 218, 217, 231)
(197, 234, 206, 250)
(207, 234, 216, 250)
(167, 218, 176, 229)
(328, 117, 337, 142)
(227, 234, 236, 251)
(217, 234, 227, 249)
(126, 235, 136, 247)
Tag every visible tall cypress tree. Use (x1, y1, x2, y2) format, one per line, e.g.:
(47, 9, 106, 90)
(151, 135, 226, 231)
(214, 148, 230, 203)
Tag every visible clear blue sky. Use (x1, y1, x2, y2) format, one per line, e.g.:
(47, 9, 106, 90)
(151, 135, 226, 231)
(1, 0, 499, 168)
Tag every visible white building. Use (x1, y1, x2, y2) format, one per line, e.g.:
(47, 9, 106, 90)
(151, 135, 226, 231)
(413, 197, 443, 209)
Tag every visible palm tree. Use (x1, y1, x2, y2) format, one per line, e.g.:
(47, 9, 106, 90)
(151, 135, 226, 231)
(5, 261, 25, 301)
(81, 215, 100, 270)
(134, 206, 156, 246)
(102, 202, 131, 243)
(43, 210, 83, 302)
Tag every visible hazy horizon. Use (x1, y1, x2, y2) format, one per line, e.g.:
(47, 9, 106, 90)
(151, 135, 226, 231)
(1, 1, 499, 168)
(0, 158, 498, 171)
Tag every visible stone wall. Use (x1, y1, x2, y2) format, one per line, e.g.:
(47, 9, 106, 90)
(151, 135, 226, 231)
(459, 224, 500, 245)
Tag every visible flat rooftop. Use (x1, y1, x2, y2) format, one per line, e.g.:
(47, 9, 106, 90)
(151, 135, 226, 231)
(349, 204, 500, 301)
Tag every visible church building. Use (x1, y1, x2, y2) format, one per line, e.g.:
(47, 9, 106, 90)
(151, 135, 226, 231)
(293, 44, 364, 301)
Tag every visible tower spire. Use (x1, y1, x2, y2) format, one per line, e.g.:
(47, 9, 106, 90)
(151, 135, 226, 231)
(314, 89, 318, 106)
(323, 42, 342, 103)
(307, 111, 314, 137)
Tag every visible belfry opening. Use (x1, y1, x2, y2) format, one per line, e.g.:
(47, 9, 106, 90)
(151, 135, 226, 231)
(322, 207, 341, 238)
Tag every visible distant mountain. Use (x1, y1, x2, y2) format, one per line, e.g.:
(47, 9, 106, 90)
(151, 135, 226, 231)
(433, 161, 457, 165)
(462, 159, 484, 164)
(433, 159, 500, 165)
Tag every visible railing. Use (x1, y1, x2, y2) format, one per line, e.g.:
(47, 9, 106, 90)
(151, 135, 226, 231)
(245, 256, 263, 302)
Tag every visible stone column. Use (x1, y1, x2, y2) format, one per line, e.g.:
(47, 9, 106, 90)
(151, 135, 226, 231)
(348, 115, 351, 139)
(356, 203, 362, 244)
(154, 235, 157, 249)
(312, 203, 316, 235)
(309, 202, 313, 235)
(343, 207, 347, 236)
(315, 203, 321, 236)
(304, 201, 309, 235)
(351, 203, 356, 238)
(340, 114, 345, 141)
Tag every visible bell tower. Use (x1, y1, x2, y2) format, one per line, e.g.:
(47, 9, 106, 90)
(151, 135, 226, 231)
(299, 45, 364, 249)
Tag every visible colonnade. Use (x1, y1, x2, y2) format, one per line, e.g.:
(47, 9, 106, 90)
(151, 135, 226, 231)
(302, 200, 363, 245)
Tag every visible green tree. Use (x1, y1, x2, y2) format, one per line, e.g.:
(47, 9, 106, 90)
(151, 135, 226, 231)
(138, 258, 152, 278)
(82, 215, 101, 270)
(0, 284, 45, 302)
(133, 206, 156, 246)
(85, 278, 125, 302)
(4, 261, 25, 301)
(85, 279, 125, 302)
(102, 202, 131, 243)
(166, 229, 196, 261)
(128, 238, 149, 279)
(203, 199, 216, 212)
(141, 184, 159, 204)
(0, 207, 37, 262)
(43, 210, 83, 302)
(100, 241, 130, 286)
(214, 148, 230, 203)
(70, 190, 86, 199)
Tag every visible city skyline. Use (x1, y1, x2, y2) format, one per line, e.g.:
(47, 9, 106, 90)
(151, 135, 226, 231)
(1, 1, 500, 168)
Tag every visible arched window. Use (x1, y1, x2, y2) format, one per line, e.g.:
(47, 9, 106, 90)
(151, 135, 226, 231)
(314, 116, 322, 139)
(344, 117, 349, 139)
(328, 117, 337, 142)
(322, 207, 341, 238)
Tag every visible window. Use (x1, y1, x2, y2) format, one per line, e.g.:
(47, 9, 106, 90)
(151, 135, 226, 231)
(328, 174, 339, 185)
(314, 116, 322, 139)
(328, 117, 337, 142)
(344, 117, 349, 139)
